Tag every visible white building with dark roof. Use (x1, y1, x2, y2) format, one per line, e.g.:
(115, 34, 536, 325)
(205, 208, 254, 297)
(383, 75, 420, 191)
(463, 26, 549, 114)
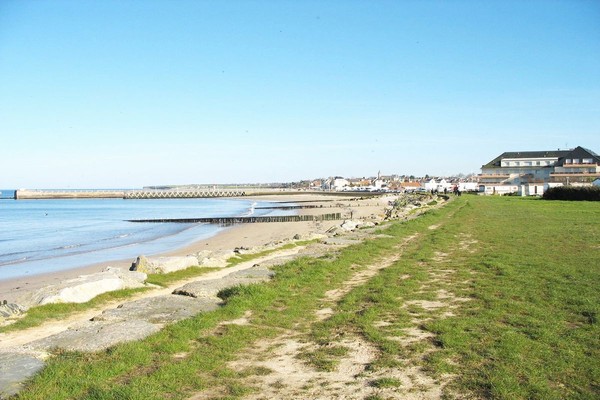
(479, 146, 600, 195)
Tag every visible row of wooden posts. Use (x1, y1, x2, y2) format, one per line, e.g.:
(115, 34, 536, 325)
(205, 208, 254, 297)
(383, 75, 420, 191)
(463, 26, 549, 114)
(127, 213, 342, 226)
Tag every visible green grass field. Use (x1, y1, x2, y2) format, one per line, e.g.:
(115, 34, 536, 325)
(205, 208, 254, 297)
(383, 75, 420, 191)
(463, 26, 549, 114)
(15, 196, 599, 399)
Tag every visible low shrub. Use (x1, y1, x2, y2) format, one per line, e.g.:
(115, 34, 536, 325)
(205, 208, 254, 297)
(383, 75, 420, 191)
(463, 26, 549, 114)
(543, 186, 600, 201)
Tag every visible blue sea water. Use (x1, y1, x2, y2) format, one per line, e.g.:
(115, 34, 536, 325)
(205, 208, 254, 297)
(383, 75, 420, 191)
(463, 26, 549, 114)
(0, 193, 284, 281)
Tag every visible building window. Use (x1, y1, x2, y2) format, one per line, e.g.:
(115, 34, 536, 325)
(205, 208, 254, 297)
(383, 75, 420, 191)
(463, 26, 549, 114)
(583, 158, 593, 164)
(565, 159, 572, 164)
(573, 159, 579, 164)
(536, 161, 541, 166)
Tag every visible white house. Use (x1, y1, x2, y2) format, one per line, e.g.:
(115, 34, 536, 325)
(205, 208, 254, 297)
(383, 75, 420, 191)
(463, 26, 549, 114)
(331, 178, 349, 191)
(373, 179, 387, 190)
(479, 146, 600, 196)
(437, 179, 451, 192)
(424, 179, 437, 191)
(458, 182, 478, 192)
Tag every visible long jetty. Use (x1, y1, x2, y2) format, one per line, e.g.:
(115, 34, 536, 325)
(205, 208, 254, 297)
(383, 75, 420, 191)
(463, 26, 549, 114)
(13, 189, 247, 200)
(124, 189, 246, 199)
(13, 189, 376, 200)
(127, 213, 341, 226)
(13, 189, 125, 200)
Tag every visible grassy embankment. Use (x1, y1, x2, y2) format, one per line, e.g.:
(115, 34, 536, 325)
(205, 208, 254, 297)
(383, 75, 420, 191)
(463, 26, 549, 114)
(15, 196, 599, 399)
(0, 241, 316, 334)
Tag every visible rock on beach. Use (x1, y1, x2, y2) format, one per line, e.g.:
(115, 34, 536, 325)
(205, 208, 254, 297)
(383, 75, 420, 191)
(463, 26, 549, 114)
(0, 303, 26, 321)
(131, 255, 200, 274)
(15, 267, 147, 308)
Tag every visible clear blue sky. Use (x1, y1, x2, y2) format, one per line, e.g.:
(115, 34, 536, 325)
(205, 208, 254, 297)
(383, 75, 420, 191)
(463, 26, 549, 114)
(1, 0, 599, 188)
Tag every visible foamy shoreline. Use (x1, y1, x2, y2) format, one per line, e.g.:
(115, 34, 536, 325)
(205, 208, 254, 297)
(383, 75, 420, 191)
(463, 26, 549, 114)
(0, 193, 391, 304)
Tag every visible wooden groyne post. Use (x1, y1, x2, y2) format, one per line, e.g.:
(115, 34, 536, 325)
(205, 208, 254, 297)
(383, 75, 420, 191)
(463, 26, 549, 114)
(127, 213, 342, 226)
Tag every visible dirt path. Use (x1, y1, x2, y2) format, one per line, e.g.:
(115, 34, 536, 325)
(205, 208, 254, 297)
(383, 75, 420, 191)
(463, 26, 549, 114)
(187, 200, 472, 400)
(188, 231, 459, 399)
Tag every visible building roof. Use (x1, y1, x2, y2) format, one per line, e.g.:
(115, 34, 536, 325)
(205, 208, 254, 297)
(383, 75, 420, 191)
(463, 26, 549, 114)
(401, 182, 421, 188)
(482, 146, 600, 168)
(555, 146, 600, 166)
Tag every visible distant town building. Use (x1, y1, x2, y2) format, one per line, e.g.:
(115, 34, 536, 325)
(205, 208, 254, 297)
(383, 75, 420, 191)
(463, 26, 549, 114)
(380, 174, 400, 182)
(424, 179, 437, 192)
(400, 181, 422, 192)
(331, 178, 350, 191)
(479, 146, 600, 196)
(458, 182, 478, 192)
(373, 178, 387, 190)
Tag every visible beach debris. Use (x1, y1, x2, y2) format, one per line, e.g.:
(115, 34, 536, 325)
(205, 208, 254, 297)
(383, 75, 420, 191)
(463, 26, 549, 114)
(131, 255, 199, 274)
(0, 302, 27, 321)
(234, 246, 251, 254)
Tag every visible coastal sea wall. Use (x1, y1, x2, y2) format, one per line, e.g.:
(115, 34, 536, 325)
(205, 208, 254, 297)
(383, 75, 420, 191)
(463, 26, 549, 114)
(14, 189, 125, 199)
(14, 189, 248, 199)
(13, 189, 379, 200)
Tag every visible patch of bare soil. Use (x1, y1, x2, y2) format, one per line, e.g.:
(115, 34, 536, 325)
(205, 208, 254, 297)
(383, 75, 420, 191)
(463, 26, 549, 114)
(432, 251, 449, 263)
(192, 232, 461, 399)
(318, 234, 420, 320)
(227, 330, 450, 400)
(230, 334, 377, 400)
(457, 233, 478, 253)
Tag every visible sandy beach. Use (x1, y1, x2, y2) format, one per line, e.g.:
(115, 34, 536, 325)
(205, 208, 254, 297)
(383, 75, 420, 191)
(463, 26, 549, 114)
(0, 193, 393, 305)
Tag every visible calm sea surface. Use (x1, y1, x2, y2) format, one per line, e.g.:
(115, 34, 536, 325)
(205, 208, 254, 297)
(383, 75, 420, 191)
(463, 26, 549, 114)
(0, 191, 284, 281)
